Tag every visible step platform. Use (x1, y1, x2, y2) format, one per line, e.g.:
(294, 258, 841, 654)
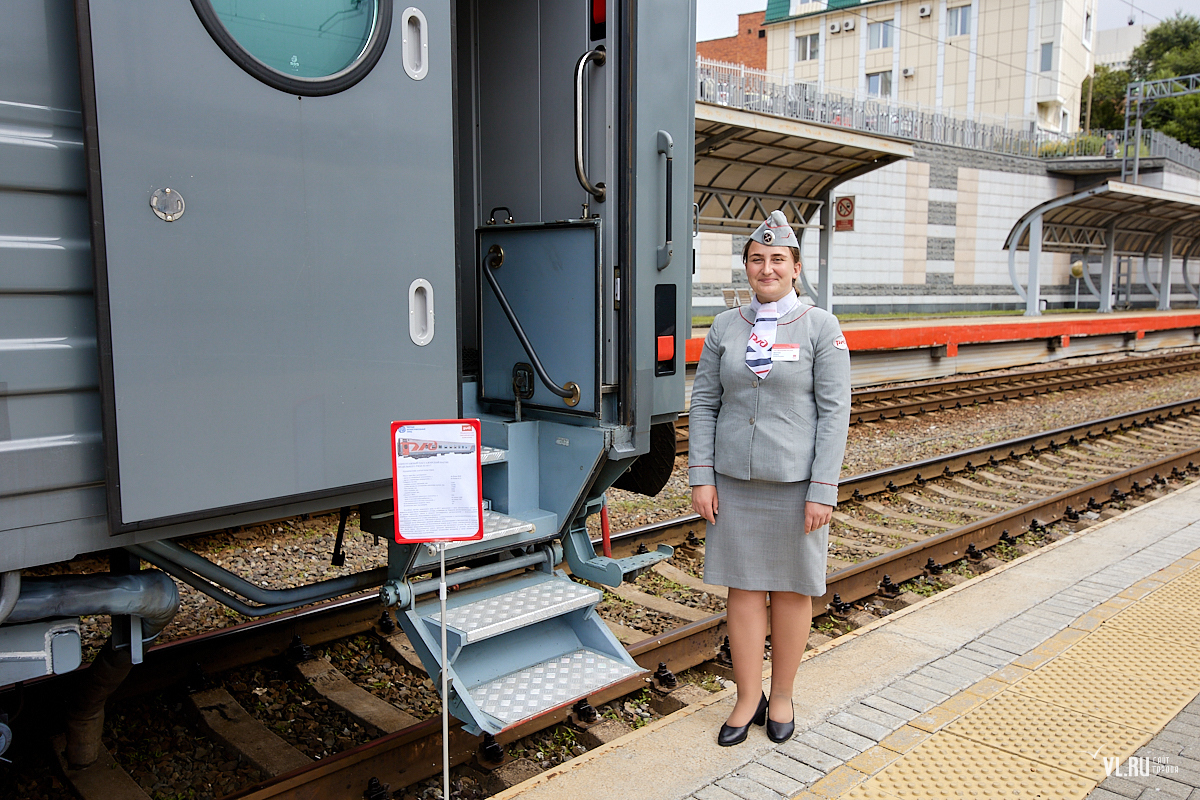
(398, 569, 644, 735)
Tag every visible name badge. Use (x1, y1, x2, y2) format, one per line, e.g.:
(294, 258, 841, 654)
(773, 343, 800, 362)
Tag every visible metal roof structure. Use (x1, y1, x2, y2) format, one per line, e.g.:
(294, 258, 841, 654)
(694, 102, 913, 236)
(1005, 180, 1200, 257)
(1004, 180, 1200, 314)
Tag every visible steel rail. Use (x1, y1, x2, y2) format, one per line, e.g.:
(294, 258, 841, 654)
(676, 350, 1200, 452)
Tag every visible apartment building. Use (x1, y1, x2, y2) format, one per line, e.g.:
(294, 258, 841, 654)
(762, 0, 1096, 133)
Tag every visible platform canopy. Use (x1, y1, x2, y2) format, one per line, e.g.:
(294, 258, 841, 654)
(1003, 180, 1200, 315)
(694, 102, 913, 235)
(1004, 179, 1200, 257)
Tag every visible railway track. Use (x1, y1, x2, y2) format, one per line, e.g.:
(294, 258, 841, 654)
(676, 349, 1200, 453)
(26, 396, 1197, 800)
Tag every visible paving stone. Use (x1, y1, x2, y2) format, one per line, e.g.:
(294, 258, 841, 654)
(1087, 790, 1136, 800)
(889, 678, 946, 704)
(844, 702, 907, 731)
(1134, 778, 1193, 799)
(877, 686, 935, 713)
(914, 665, 971, 689)
(1096, 775, 1151, 797)
(796, 730, 860, 761)
(860, 693, 921, 721)
(974, 635, 1027, 655)
(938, 654, 996, 679)
(810, 722, 874, 754)
(776, 740, 843, 773)
(715, 774, 782, 800)
(693, 785, 743, 800)
(959, 641, 1017, 663)
(829, 711, 891, 741)
(903, 671, 959, 696)
(739, 762, 805, 796)
(758, 751, 823, 785)
(953, 646, 1009, 669)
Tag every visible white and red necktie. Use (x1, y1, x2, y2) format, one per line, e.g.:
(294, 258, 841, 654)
(746, 292, 798, 378)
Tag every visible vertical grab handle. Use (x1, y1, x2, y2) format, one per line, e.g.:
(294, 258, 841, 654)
(574, 48, 606, 202)
(656, 130, 674, 270)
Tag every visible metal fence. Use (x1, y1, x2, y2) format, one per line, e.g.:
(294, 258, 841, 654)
(696, 57, 1200, 170)
(1039, 128, 1200, 173)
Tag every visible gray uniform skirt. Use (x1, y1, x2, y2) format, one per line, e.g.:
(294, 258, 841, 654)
(702, 473, 829, 596)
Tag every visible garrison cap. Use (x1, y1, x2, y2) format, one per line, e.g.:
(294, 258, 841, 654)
(749, 210, 799, 249)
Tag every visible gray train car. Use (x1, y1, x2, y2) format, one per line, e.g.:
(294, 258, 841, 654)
(1, 0, 695, 755)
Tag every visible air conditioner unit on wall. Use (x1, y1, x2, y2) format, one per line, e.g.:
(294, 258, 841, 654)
(843, 18, 856, 30)
(829, 21, 841, 33)
(918, 4, 932, 16)
(902, 66, 915, 77)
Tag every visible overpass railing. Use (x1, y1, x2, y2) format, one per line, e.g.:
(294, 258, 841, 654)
(696, 57, 1200, 169)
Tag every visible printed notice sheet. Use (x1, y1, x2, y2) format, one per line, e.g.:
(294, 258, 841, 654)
(390, 420, 484, 543)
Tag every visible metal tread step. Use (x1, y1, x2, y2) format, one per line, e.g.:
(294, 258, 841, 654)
(468, 648, 642, 727)
(442, 508, 536, 551)
(425, 574, 599, 644)
(481, 445, 507, 464)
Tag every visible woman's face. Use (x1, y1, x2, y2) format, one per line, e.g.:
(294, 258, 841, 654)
(745, 241, 800, 304)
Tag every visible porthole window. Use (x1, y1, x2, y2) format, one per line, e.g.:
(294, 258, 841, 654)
(191, 0, 393, 96)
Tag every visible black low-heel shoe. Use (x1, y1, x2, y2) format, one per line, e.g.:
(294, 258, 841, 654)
(766, 699, 795, 743)
(717, 693, 768, 747)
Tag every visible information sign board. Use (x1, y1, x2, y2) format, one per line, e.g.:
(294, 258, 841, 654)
(390, 419, 484, 543)
(835, 196, 855, 232)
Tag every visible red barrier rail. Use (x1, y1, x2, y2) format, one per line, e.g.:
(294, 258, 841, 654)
(685, 311, 1200, 364)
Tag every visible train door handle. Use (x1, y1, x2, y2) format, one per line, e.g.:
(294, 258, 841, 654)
(401, 7, 429, 80)
(408, 278, 435, 346)
(656, 130, 674, 270)
(574, 48, 606, 202)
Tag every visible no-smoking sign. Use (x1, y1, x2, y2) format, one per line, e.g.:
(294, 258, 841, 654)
(835, 196, 855, 232)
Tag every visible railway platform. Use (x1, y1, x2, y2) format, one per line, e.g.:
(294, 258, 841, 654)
(493, 477, 1200, 800)
(686, 309, 1200, 387)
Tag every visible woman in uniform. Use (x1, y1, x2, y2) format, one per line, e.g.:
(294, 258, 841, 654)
(688, 210, 851, 746)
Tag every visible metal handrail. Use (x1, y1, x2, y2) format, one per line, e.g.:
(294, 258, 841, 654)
(574, 48, 606, 202)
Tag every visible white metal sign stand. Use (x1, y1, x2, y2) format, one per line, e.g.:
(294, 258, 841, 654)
(391, 418, 484, 800)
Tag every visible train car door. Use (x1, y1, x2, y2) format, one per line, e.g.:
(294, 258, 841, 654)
(76, 1, 458, 531)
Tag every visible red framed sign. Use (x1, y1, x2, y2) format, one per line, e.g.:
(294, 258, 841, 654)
(390, 419, 484, 543)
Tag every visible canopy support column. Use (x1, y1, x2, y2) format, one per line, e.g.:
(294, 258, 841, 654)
(1158, 229, 1174, 311)
(1099, 221, 1115, 313)
(1025, 213, 1043, 316)
(817, 188, 833, 311)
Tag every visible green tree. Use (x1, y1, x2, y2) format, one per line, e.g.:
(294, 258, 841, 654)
(1129, 12, 1200, 80)
(1080, 65, 1130, 131)
(1124, 13, 1200, 147)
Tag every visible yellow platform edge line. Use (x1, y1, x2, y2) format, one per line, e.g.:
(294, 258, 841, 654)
(798, 553, 1200, 799)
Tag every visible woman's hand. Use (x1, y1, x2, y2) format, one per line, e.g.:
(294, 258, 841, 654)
(804, 501, 832, 533)
(691, 485, 719, 524)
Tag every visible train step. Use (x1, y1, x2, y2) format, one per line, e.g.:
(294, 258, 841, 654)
(397, 570, 643, 735)
(564, 526, 674, 587)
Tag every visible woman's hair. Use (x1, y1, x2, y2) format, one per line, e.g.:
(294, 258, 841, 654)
(742, 238, 801, 265)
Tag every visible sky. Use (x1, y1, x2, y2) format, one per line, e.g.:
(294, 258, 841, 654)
(696, 0, 1194, 44)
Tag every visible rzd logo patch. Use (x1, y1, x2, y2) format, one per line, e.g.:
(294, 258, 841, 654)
(833, 335, 848, 351)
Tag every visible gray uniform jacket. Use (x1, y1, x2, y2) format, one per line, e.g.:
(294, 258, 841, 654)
(688, 301, 851, 507)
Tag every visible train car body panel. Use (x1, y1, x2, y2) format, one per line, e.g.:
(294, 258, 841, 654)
(78, 0, 459, 530)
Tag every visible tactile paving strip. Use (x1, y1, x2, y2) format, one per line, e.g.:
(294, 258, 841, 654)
(945, 690, 1152, 781)
(470, 649, 642, 726)
(1140, 571, 1200, 604)
(1102, 601, 1200, 648)
(867, 732, 1094, 799)
(1008, 656, 1198, 732)
(429, 578, 599, 643)
(1058, 623, 1200, 684)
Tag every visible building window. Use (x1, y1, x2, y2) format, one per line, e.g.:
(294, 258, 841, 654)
(1040, 42, 1053, 72)
(1061, 109, 1070, 131)
(947, 5, 970, 37)
(1084, 10, 1093, 45)
(868, 21, 894, 50)
(759, 29, 766, 38)
(797, 32, 820, 61)
(867, 70, 892, 97)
